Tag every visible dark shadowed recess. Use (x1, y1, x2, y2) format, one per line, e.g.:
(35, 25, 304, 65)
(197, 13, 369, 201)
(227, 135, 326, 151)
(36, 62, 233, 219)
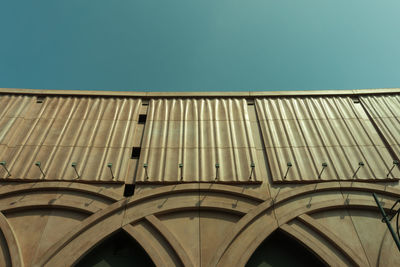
(246, 229, 326, 267)
(75, 230, 155, 267)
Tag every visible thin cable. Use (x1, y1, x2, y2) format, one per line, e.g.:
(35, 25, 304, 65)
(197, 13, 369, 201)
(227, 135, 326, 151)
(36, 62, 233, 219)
(397, 207, 400, 241)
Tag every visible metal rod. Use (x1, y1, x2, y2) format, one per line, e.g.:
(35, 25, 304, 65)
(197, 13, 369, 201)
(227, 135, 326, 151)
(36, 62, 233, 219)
(38, 167, 45, 177)
(71, 163, 80, 179)
(73, 167, 80, 179)
(372, 193, 400, 251)
(179, 163, 183, 181)
(283, 162, 292, 179)
(107, 163, 114, 179)
(249, 162, 255, 180)
(35, 162, 46, 178)
(318, 163, 327, 179)
(388, 200, 400, 220)
(0, 161, 11, 177)
(215, 163, 219, 180)
(387, 160, 399, 178)
(353, 162, 364, 178)
(144, 163, 148, 180)
(353, 166, 361, 178)
(387, 165, 396, 178)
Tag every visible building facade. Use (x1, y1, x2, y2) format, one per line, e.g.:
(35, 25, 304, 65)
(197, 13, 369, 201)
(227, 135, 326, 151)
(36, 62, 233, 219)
(0, 88, 399, 266)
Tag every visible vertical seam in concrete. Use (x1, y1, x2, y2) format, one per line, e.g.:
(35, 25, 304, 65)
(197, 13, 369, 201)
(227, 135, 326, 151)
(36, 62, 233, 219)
(252, 100, 272, 198)
(340, 184, 372, 267)
(347, 210, 372, 267)
(120, 197, 129, 229)
(198, 179, 202, 267)
(131, 99, 148, 185)
(31, 184, 60, 265)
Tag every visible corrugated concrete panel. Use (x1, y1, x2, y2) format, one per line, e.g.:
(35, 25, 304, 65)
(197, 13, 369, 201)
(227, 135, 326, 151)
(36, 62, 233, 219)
(136, 99, 260, 182)
(360, 95, 400, 147)
(0, 95, 141, 182)
(256, 97, 397, 182)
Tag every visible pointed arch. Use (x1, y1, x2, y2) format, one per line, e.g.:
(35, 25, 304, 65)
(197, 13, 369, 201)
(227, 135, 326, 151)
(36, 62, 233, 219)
(122, 224, 168, 267)
(215, 187, 400, 266)
(74, 230, 154, 267)
(0, 213, 23, 267)
(38, 183, 260, 266)
(246, 228, 326, 267)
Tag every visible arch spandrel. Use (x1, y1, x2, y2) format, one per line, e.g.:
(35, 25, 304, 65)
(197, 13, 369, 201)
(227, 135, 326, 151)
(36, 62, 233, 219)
(214, 185, 400, 267)
(0, 181, 398, 267)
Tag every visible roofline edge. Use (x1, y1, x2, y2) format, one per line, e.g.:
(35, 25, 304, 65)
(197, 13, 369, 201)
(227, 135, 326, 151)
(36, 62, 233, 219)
(0, 88, 399, 97)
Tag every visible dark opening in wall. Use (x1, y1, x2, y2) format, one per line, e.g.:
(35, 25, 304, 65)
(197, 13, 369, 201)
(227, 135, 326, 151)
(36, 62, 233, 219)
(131, 147, 141, 159)
(75, 230, 154, 267)
(138, 114, 147, 124)
(36, 96, 45, 103)
(246, 229, 325, 267)
(123, 184, 135, 197)
(247, 99, 255, 105)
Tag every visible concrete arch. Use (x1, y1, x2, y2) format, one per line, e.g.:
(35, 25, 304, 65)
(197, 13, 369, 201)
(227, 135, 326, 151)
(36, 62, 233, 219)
(0, 212, 24, 267)
(145, 215, 193, 267)
(0, 199, 102, 215)
(216, 189, 400, 267)
(34, 181, 400, 267)
(0, 181, 121, 202)
(130, 183, 265, 207)
(122, 224, 167, 267)
(210, 182, 400, 266)
(0, 184, 122, 267)
(297, 214, 367, 266)
(37, 185, 258, 267)
(279, 224, 338, 266)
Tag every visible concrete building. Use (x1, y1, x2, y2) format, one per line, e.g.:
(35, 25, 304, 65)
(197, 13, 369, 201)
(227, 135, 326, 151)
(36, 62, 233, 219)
(0, 88, 399, 266)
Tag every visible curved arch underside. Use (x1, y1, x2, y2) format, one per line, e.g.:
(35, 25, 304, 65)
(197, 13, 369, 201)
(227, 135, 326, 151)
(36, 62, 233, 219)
(75, 230, 155, 267)
(0, 181, 399, 266)
(246, 229, 325, 267)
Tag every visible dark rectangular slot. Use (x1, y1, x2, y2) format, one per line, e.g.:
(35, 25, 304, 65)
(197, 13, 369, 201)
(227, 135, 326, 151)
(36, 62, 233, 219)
(131, 147, 141, 159)
(246, 99, 254, 105)
(37, 97, 45, 103)
(138, 114, 147, 124)
(123, 184, 135, 197)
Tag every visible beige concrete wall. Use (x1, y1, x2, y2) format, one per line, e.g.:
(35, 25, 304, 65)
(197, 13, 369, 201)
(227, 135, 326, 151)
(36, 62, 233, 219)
(0, 181, 398, 266)
(0, 89, 400, 266)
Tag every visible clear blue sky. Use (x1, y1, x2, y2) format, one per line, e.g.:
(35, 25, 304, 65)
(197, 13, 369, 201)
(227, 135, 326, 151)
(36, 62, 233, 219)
(1, 1, 400, 92)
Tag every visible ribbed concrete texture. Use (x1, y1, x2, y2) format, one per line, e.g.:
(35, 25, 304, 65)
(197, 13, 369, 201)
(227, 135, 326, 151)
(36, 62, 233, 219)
(256, 96, 397, 182)
(0, 95, 141, 182)
(361, 95, 400, 160)
(0, 90, 399, 184)
(136, 99, 260, 183)
(0, 89, 399, 267)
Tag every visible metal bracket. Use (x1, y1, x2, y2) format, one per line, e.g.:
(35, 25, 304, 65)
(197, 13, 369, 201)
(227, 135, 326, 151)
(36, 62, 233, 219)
(0, 161, 11, 177)
(372, 193, 400, 251)
(35, 161, 46, 178)
(215, 163, 220, 180)
(318, 162, 328, 179)
(283, 162, 292, 179)
(352, 162, 364, 178)
(107, 163, 115, 180)
(71, 162, 80, 179)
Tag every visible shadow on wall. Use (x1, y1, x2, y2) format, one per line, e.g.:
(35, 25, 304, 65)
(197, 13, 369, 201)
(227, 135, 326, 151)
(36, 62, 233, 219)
(246, 229, 326, 267)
